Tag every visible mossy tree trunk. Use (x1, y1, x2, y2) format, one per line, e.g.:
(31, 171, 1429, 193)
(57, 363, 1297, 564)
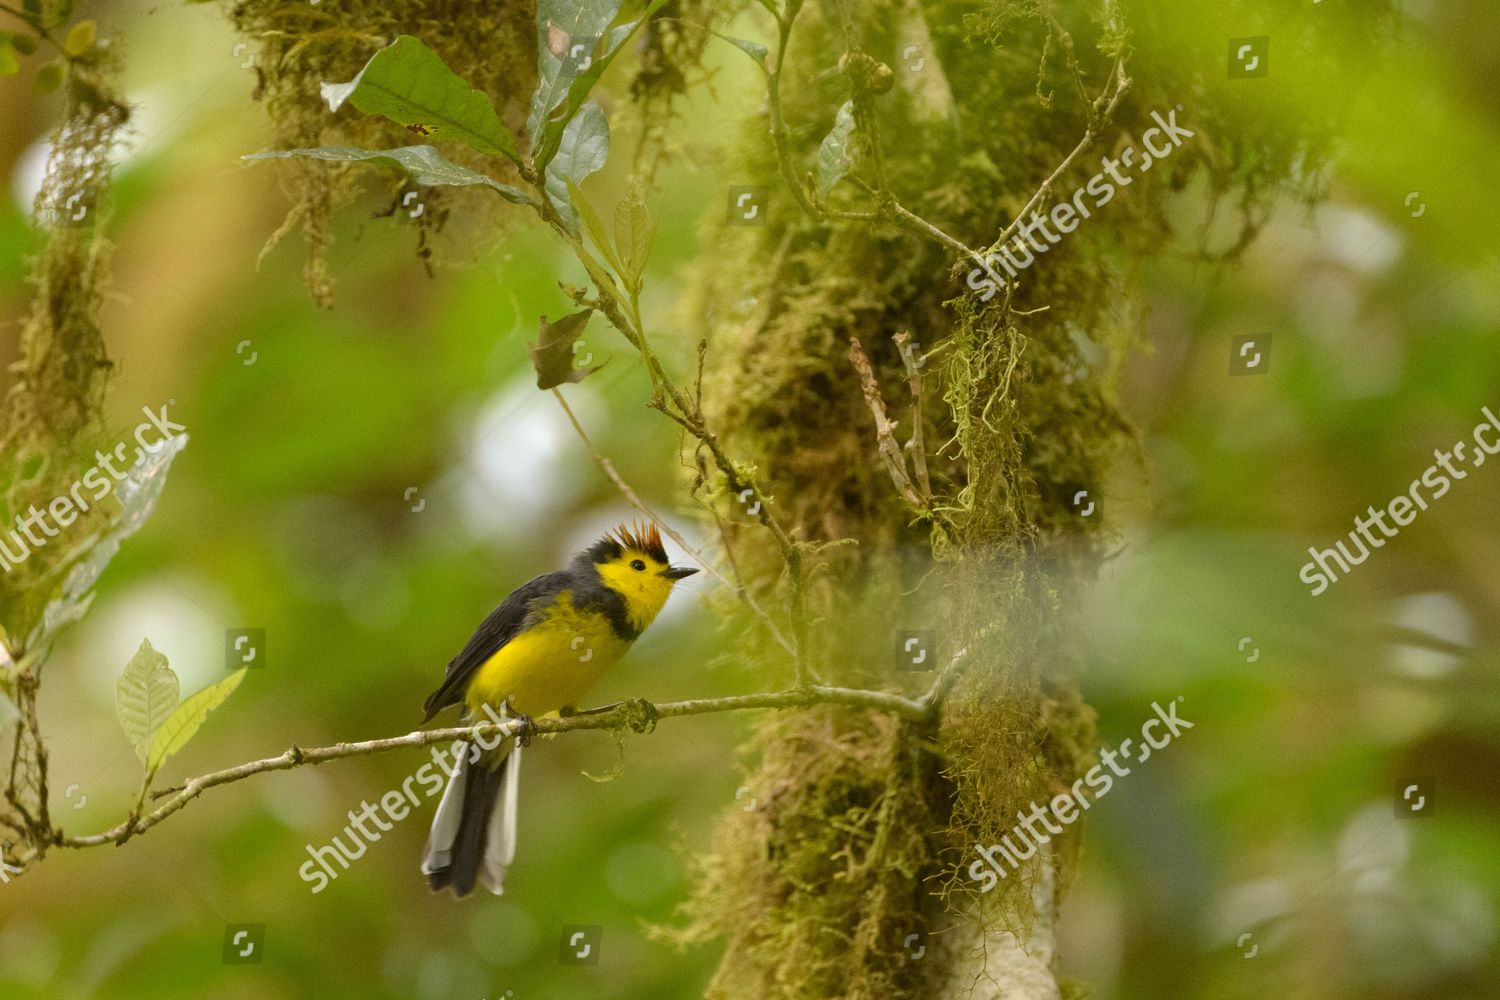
(653, 0, 1388, 988)
(1, 25, 128, 873)
(672, 4, 1133, 997)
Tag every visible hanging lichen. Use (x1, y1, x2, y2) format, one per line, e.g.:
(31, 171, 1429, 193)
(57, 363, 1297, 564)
(222, 0, 537, 304)
(1, 2, 131, 880)
(2, 6, 129, 622)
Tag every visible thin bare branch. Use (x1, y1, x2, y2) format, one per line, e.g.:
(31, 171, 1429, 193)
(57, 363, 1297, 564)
(893, 331, 933, 501)
(767, 0, 821, 220)
(55, 683, 928, 850)
(549, 387, 794, 655)
(983, 60, 1131, 257)
(559, 221, 813, 686)
(848, 336, 924, 508)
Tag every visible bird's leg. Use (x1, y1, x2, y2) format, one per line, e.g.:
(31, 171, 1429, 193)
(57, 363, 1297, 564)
(504, 701, 537, 747)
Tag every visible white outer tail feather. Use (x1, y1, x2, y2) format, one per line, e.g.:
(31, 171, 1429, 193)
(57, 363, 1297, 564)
(420, 741, 469, 876)
(480, 741, 522, 894)
(420, 707, 523, 895)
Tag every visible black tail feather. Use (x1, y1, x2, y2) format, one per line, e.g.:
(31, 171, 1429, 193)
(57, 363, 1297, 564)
(427, 757, 504, 897)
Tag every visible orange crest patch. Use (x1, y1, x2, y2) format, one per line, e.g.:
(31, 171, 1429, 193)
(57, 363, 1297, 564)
(608, 521, 667, 563)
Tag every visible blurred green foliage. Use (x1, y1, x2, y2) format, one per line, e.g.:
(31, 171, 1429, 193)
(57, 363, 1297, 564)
(0, 1, 1497, 999)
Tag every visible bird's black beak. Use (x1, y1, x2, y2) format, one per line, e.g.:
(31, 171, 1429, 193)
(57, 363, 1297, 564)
(664, 566, 699, 581)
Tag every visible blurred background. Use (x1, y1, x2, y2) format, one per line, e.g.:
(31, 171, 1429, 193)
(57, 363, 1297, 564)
(1, 1, 1497, 998)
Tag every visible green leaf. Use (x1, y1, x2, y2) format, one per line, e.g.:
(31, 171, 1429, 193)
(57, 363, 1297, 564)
(0, 38, 18, 77)
(543, 102, 609, 234)
(320, 35, 520, 165)
(28, 434, 188, 653)
(62, 19, 95, 57)
(528, 0, 621, 151)
(529, 309, 600, 389)
(115, 639, 181, 766)
(817, 100, 857, 198)
(244, 145, 535, 206)
(707, 28, 768, 68)
(614, 182, 655, 290)
(11, 32, 38, 56)
(531, 0, 668, 169)
(146, 669, 247, 773)
(35, 60, 63, 93)
(569, 178, 622, 276)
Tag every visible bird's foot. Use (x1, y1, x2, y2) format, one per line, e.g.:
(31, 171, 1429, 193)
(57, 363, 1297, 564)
(511, 712, 538, 747)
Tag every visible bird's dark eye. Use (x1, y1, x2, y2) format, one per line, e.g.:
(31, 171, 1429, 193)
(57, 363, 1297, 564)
(630, 559, 646, 571)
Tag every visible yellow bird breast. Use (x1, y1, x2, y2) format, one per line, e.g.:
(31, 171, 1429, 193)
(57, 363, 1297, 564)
(464, 595, 632, 717)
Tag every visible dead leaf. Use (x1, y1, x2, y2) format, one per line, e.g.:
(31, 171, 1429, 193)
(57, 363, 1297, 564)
(529, 309, 600, 389)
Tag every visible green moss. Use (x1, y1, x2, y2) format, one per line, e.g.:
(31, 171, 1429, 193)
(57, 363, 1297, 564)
(667, 708, 939, 999)
(224, 0, 536, 304)
(1, 50, 129, 634)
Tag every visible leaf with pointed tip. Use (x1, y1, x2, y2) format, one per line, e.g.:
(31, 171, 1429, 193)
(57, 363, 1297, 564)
(244, 145, 535, 205)
(532, 0, 668, 169)
(614, 183, 655, 290)
(569, 178, 622, 276)
(320, 35, 520, 165)
(28, 435, 188, 654)
(543, 103, 610, 234)
(527, 0, 621, 153)
(817, 101, 857, 198)
(116, 639, 181, 765)
(529, 309, 599, 389)
(707, 29, 768, 68)
(146, 669, 247, 774)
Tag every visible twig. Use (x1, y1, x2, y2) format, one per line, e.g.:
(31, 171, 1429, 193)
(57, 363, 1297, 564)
(885, 199, 991, 277)
(55, 683, 929, 849)
(549, 387, 794, 655)
(920, 646, 970, 714)
(893, 331, 933, 501)
(767, 0, 821, 221)
(1041, 10, 1093, 115)
(848, 337, 924, 508)
(981, 59, 1131, 258)
(556, 218, 813, 686)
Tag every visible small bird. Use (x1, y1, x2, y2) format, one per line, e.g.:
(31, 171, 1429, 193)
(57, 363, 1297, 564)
(420, 522, 697, 897)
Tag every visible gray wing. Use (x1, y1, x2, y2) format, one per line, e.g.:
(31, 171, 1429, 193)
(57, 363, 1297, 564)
(421, 571, 568, 720)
